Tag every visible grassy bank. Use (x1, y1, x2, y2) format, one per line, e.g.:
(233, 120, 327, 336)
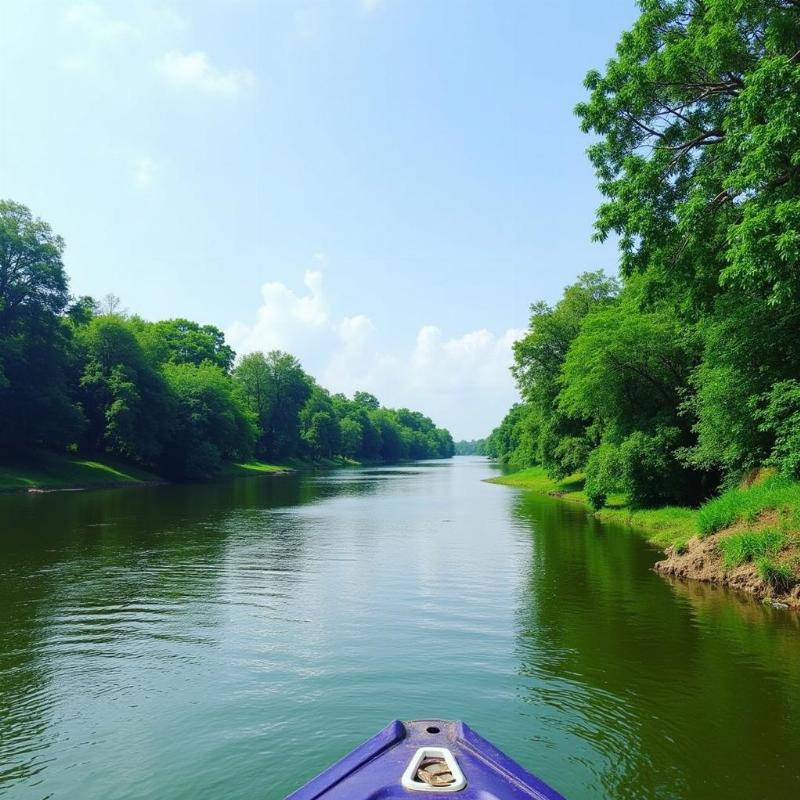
(489, 466, 800, 606)
(488, 467, 697, 548)
(0, 452, 294, 493)
(217, 460, 294, 478)
(0, 452, 165, 492)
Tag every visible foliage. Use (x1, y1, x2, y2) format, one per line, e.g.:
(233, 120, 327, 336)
(584, 444, 622, 511)
(454, 439, 487, 455)
(134, 318, 235, 372)
(0, 200, 83, 450)
(758, 380, 800, 478)
(233, 350, 311, 459)
(489, 0, 800, 514)
(77, 316, 171, 463)
(0, 200, 453, 480)
(160, 362, 256, 480)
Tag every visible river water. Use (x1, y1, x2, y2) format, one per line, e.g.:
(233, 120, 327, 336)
(1, 457, 799, 799)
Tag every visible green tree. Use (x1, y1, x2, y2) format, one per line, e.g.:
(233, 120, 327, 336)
(353, 391, 380, 410)
(0, 201, 83, 450)
(161, 362, 255, 479)
(339, 416, 363, 459)
(574, 0, 800, 488)
(501, 271, 619, 476)
(135, 318, 235, 373)
(232, 350, 311, 459)
(0, 200, 68, 331)
(77, 316, 171, 463)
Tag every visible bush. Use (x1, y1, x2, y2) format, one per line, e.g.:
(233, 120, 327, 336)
(618, 427, 685, 508)
(584, 444, 622, 510)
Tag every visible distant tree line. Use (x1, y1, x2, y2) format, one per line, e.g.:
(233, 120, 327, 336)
(454, 439, 487, 456)
(487, 0, 800, 510)
(0, 200, 454, 480)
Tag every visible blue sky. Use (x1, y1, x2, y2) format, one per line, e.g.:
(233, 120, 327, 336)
(0, 0, 637, 439)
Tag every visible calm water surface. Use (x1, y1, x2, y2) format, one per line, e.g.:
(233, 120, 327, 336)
(1, 457, 799, 799)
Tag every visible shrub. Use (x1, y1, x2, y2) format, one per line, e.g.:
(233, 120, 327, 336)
(584, 443, 622, 510)
(618, 427, 686, 508)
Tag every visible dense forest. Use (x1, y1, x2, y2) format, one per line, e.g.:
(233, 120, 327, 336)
(454, 439, 488, 456)
(0, 200, 454, 480)
(487, 0, 800, 511)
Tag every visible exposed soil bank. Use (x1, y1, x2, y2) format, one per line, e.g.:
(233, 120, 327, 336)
(656, 519, 800, 609)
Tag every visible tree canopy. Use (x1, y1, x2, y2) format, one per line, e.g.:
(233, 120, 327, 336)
(488, 0, 800, 509)
(0, 200, 454, 478)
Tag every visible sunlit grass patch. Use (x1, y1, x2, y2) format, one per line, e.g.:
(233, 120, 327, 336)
(697, 477, 800, 536)
(0, 452, 159, 492)
(719, 530, 785, 570)
(755, 557, 794, 591)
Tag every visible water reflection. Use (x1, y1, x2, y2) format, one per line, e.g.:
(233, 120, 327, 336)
(511, 491, 800, 799)
(1, 462, 799, 800)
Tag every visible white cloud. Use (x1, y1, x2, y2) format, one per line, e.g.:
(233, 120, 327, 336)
(64, 3, 135, 40)
(154, 51, 255, 96)
(226, 264, 523, 440)
(130, 156, 157, 190)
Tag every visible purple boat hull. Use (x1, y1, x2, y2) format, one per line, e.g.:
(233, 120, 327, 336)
(286, 719, 567, 799)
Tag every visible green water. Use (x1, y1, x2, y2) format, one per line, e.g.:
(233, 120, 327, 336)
(1, 457, 799, 799)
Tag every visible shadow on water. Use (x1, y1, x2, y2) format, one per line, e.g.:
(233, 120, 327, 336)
(510, 490, 800, 800)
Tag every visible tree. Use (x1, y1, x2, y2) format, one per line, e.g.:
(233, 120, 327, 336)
(0, 200, 68, 332)
(339, 417, 363, 458)
(136, 318, 235, 373)
(232, 350, 311, 459)
(576, 0, 800, 306)
(353, 391, 380, 410)
(502, 271, 619, 476)
(0, 201, 82, 450)
(299, 384, 340, 459)
(0, 200, 456, 472)
(77, 316, 171, 463)
(160, 362, 255, 479)
(575, 0, 800, 486)
(302, 411, 340, 458)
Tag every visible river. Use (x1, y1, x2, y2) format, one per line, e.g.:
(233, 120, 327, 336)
(1, 456, 799, 799)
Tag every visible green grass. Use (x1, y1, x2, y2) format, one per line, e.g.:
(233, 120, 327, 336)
(0, 451, 161, 492)
(488, 466, 697, 548)
(488, 466, 587, 499)
(597, 504, 699, 550)
(756, 557, 794, 591)
(719, 530, 785, 570)
(218, 460, 293, 478)
(0, 452, 296, 492)
(491, 464, 800, 596)
(697, 476, 800, 536)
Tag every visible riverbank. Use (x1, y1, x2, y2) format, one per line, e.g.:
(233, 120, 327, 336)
(0, 452, 293, 494)
(488, 467, 800, 608)
(0, 451, 384, 495)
